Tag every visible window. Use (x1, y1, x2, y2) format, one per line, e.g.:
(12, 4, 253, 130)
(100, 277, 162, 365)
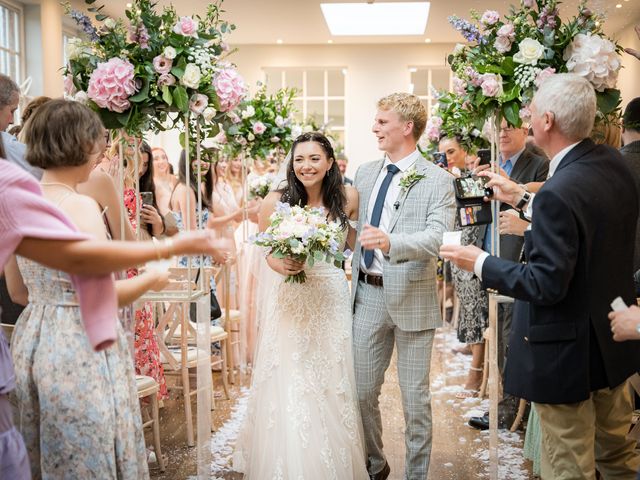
(263, 67, 347, 151)
(409, 66, 452, 117)
(0, 1, 23, 83)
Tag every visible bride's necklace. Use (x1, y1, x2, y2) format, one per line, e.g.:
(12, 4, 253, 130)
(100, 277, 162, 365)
(41, 182, 77, 193)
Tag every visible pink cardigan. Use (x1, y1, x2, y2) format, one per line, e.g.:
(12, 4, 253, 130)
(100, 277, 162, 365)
(0, 161, 117, 351)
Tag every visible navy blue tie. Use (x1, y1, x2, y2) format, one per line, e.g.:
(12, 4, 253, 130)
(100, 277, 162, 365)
(364, 164, 400, 268)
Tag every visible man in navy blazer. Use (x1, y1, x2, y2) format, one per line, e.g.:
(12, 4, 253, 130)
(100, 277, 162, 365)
(441, 74, 640, 479)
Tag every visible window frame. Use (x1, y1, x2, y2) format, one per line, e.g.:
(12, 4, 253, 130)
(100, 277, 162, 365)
(0, 0, 25, 84)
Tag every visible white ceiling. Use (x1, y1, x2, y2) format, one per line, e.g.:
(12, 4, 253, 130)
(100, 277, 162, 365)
(81, 0, 640, 45)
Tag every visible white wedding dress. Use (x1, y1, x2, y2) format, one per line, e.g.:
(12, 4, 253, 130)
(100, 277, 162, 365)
(233, 228, 368, 479)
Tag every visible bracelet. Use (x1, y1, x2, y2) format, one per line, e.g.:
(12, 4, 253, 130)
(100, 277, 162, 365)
(163, 238, 175, 258)
(151, 237, 162, 261)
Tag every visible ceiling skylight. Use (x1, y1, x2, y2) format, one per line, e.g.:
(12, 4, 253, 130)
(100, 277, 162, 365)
(321, 2, 430, 36)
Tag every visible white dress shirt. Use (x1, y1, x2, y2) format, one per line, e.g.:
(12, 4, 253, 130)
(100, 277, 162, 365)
(473, 142, 580, 279)
(360, 149, 420, 275)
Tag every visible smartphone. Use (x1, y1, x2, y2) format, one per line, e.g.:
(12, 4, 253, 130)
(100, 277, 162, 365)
(458, 205, 492, 226)
(140, 191, 154, 206)
(477, 149, 491, 166)
(454, 175, 492, 200)
(433, 152, 448, 169)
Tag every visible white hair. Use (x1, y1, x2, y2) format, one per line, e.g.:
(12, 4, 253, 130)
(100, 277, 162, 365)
(531, 73, 596, 141)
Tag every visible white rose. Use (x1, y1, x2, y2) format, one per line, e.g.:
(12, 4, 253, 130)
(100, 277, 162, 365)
(202, 107, 216, 122)
(104, 18, 116, 29)
(74, 91, 89, 104)
(453, 43, 466, 56)
(291, 125, 303, 138)
(163, 46, 177, 60)
(242, 105, 255, 119)
(180, 64, 202, 89)
(248, 132, 255, 141)
(65, 38, 88, 60)
(513, 38, 545, 65)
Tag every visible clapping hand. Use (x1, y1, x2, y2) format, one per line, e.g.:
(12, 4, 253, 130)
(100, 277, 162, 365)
(608, 305, 640, 342)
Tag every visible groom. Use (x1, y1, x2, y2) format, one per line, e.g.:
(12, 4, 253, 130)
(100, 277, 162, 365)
(351, 92, 455, 480)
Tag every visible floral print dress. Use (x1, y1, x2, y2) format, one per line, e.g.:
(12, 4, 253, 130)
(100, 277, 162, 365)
(123, 188, 168, 400)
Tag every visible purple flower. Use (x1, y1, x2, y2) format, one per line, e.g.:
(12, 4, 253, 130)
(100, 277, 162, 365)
(129, 23, 150, 49)
(69, 10, 99, 42)
(480, 10, 500, 27)
(537, 6, 558, 30)
(275, 202, 292, 215)
(448, 15, 483, 44)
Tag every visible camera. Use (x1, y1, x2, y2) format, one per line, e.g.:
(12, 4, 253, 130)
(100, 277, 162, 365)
(433, 151, 448, 169)
(140, 191, 154, 206)
(477, 149, 491, 166)
(452, 175, 493, 227)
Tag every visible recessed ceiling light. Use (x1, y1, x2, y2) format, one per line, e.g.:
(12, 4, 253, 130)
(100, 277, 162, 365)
(321, 2, 431, 36)
(341, 68, 347, 76)
(276, 39, 283, 44)
(328, 39, 333, 44)
(126, 2, 132, 7)
(424, 38, 432, 43)
(409, 67, 418, 73)
(616, 3, 622, 7)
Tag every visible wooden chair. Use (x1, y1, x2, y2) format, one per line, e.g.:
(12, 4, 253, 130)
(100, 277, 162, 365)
(136, 375, 165, 472)
(510, 398, 528, 432)
(215, 266, 242, 384)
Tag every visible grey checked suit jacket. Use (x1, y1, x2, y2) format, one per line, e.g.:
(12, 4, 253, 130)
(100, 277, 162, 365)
(351, 156, 456, 331)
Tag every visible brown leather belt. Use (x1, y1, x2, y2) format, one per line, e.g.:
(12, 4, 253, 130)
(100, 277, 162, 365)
(359, 271, 384, 287)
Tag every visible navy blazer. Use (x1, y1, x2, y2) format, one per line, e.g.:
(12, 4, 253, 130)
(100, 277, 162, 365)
(481, 139, 640, 404)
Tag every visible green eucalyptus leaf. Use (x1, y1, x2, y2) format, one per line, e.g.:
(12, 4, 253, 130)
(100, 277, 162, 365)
(173, 86, 189, 112)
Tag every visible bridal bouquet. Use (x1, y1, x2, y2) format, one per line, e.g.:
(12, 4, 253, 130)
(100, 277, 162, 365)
(447, 0, 622, 126)
(225, 83, 297, 160)
(251, 202, 350, 283)
(248, 174, 276, 199)
(63, 0, 245, 135)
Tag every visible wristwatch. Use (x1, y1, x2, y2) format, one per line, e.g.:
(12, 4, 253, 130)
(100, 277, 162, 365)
(515, 190, 532, 211)
(636, 323, 640, 335)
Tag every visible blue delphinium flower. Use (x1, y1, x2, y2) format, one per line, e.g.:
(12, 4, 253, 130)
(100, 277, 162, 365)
(70, 9, 99, 42)
(448, 15, 484, 44)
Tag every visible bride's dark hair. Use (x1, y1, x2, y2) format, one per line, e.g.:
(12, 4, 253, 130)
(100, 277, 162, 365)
(280, 132, 347, 227)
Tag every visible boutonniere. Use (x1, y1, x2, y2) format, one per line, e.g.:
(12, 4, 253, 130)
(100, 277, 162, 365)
(398, 166, 426, 193)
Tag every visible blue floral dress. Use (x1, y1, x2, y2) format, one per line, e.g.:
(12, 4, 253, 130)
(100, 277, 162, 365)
(11, 258, 148, 479)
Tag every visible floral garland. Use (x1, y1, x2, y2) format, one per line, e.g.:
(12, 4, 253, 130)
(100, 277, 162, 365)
(63, 0, 246, 136)
(224, 83, 297, 159)
(421, 90, 489, 157)
(447, 0, 622, 126)
(291, 116, 344, 156)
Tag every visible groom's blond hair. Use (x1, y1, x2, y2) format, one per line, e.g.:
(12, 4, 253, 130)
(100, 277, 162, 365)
(377, 93, 427, 142)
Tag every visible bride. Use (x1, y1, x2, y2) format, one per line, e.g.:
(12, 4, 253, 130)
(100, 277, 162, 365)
(233, 132, 369, 479)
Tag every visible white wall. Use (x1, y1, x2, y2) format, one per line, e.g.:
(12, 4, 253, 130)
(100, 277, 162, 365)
(230, 43, 455, 177)
(616, 23, 640, 110)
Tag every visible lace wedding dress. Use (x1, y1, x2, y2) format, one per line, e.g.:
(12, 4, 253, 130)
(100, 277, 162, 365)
(233, 227, 368, 479)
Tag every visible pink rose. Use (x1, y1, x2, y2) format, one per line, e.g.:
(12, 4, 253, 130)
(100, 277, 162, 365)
(425, 116, 443, 142)
(87, 57, 137, 113)
(228, 111, 241, 124)
(153, 55, 173, 75)
(480, 73, 503, 97)
(252, 121, 266, 135)
(497, 23, 515, 39)
(64, 74, 77, 96)
(480, 10, 500, 26)
(212, 130, 227, 144)
(534, 67, 556, 87)
(464, 66, 483, 87)
(452, 76, 467, 96)
(213, 68, 247, 112)
(189, 93, 208, 115)
(494, 36, 513, 54)
(157, 73, 176, 87)
(270, 136, 280, 143)
(173, 16, 199, 37)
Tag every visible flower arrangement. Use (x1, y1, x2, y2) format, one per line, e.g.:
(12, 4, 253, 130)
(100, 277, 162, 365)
(447, 0, 622, 126)
(225, 83, 297, 159)
(248, 173, 276, 199)
(398, 167, 426, 193)
(291, 116, 344, 155)
(63, 0, 246, 135)
(251, 202, 350, 283)
(421, 90, 489, 157)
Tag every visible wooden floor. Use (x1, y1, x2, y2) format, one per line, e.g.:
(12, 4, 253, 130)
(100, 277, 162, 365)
(148, 325, 533, 479)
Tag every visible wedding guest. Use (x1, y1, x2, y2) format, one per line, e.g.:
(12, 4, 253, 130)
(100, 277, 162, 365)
(0, 149, 229, 480)
(209, 152, 243, 310)
(152, 146, 177, 216)
(337, 152, 353, 185)
(620, 97, 640, 272)
(6, 99, 169, 478)
(226, 148, 245, 205)
(0, 74, 40, 179)
(10, 96, 51, 140)
(441, 74, 640, 479)
(437, 135, 487, 398)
